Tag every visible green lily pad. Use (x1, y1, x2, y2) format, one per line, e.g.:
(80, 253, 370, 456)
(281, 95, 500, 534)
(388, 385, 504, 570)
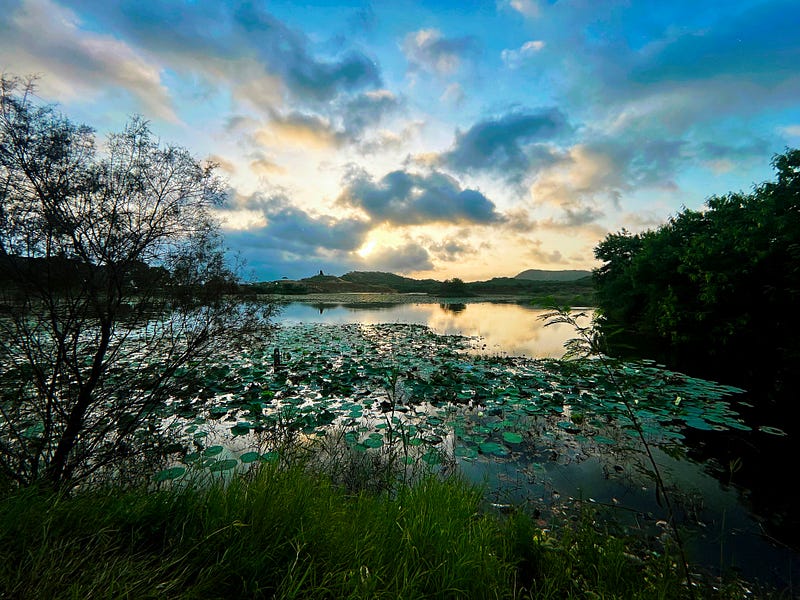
(154, 466, 186, 481)
(479, 441, 510, 457)
(502, 431, 523, 444)
(208, 459, 238, 472)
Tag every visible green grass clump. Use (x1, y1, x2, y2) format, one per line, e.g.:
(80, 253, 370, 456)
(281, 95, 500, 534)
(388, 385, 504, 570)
(0, 464, 754, 599)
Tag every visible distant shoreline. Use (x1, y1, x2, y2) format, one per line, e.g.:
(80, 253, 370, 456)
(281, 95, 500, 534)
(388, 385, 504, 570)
(256, 292, 596, 308)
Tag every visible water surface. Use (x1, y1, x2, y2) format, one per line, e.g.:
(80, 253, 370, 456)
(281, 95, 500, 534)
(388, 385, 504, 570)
(278, 300, 585, 358)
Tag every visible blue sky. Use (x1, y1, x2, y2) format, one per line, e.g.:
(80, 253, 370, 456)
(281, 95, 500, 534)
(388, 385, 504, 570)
(2, 0, 799, 280)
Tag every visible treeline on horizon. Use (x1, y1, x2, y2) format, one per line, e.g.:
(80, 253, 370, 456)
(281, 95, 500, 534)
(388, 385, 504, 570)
(248, 270, 595, 302)
(593, 149, 800, 395)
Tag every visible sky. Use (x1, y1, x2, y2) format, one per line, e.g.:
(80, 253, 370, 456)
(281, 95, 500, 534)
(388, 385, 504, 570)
(2, 0, 799, 281)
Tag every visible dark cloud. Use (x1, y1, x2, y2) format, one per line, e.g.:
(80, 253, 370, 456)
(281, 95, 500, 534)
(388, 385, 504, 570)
(402, 28, 480, 75)
(365, 242, 433, 273)
(699, 139, 771, 163)
(340, 90, 403, 137)
(259, 90, 401, 148)
(60, 1, 382, 104)
(556, 206, 605, 227)
(238, 194, 372, 252)
(338, 168, 503, 226)
(224, 237, 358, 282)
(438, 108, 571, 181)
(428, 237, 473, 262)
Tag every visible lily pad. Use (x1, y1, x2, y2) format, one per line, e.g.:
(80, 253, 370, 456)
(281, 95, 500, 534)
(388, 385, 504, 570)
(203, 445, 224, 457)
(758, 425, 788, 437)
(208, 459, 238, 472)
(154, 466, 186, 481)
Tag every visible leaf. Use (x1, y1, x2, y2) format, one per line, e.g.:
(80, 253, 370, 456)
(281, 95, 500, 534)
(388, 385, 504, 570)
(208, 459, 238, 472)
(240, 451, 261, 463)
(502, 431, 523, 444)
(758, 425, 788, 437)
(479, 441, 510, 457)
(203, 445, 224, 457)
(154, 466, 186, 481)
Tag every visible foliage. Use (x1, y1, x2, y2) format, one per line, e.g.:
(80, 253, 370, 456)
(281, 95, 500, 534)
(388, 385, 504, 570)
(0, 462, 756, 599)
(0, 75, 269, 489)
(139, 322, 748, 489)
(593, 149, 800, 390)
(436, 277, 472, 297)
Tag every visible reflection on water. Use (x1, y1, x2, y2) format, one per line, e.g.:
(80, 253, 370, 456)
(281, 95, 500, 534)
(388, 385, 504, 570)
(278, 301, 586, 358)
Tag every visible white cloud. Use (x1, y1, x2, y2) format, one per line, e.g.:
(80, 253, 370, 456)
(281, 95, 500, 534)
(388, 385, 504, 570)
(501, 40, 545, 69)
(440, 82, 465, 105)
(780, 125, 800, 137)
(498, 0, 540, 18)
(402, 28, 478, 76)
(0, 0, 176, 121)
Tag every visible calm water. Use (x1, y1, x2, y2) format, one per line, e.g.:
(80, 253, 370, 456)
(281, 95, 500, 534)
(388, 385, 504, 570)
(277, 300, 583, 358)
(275, 298, 800, 591)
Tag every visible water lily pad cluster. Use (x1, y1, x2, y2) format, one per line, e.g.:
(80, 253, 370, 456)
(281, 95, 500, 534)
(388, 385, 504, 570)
(153, 323, 749, 481)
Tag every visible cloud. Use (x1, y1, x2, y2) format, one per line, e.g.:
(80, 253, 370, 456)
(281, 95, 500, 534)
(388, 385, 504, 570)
(337, 168, 504, 226)
(440, 82, 465, 105)
(232, 194, 372, 253)
(530, 139, 686, 216)
(340, 89, 403, 137)
(632, 1, 800, 86)
(402, 28, 479, 76)
(358, 120, 423, 155)
(697, 139, 770, 174)
(0, 0, 175, 120)
(779, 125, 800, 138)
(428, 237, 474, 262)
(258, 111, 343, 149)
(438, 108, 571, 181)
(42, 1, 382, 111)
(498, 0, 541, 18)
(364, 242, 433, 273)
(207, 154, 238, 175)
(249, 153, 286, 176)
(524, 241, 565, 265)
(501, 40, 545, 69)
(255, 90, 401, 150)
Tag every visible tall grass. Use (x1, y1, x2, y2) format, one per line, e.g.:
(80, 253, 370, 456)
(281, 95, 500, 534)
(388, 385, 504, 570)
(0, 462, 759, 599)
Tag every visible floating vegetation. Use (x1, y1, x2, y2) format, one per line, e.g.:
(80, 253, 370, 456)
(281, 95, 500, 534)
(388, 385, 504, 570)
(155, 323, 748, 480)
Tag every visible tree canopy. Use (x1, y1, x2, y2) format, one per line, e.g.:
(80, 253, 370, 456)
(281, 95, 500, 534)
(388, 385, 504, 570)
(593, 149, 800, 393)
(0, 75, 265, 489)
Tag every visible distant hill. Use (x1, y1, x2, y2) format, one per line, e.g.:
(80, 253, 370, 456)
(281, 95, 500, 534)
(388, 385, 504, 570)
(246, 273, 395, 295)
(340, 271, 439, 293)
(515, 269, 592, 282)
(248, 269, 595, 305)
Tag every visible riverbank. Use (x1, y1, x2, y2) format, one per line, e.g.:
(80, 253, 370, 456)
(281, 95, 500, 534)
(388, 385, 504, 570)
(0, 461, 756, 599)
(262, 291, 594, 307)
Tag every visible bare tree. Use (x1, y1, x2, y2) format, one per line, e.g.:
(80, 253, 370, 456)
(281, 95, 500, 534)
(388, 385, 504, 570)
(0, 75, 266, 489)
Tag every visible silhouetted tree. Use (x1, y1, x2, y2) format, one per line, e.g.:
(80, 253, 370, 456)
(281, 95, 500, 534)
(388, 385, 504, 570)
(593, 149, 800, 392)
(0, 75, 268, 489)
(437, 278, 470, 297)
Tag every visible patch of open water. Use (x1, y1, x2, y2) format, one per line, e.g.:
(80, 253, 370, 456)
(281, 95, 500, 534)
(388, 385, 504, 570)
(277, 299, 582, 358)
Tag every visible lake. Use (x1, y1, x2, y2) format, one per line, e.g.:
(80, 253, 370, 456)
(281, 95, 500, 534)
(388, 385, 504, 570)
(276, 299, 583, 358)
(267, 298, 799, 591)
